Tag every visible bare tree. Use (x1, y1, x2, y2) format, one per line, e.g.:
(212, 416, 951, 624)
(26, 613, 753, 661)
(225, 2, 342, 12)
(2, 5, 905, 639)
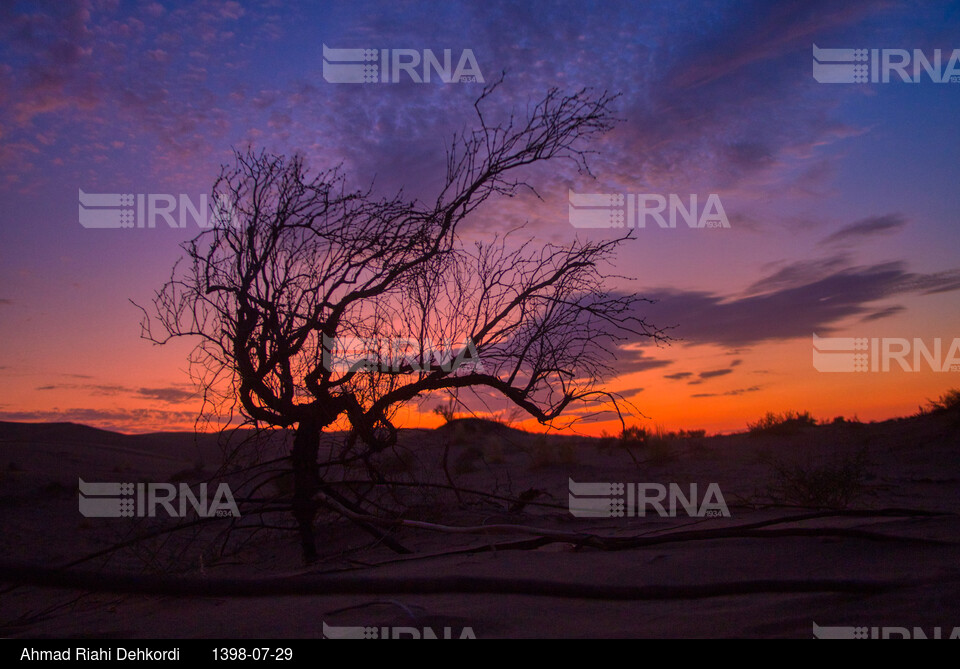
(140, 80, 665, 562)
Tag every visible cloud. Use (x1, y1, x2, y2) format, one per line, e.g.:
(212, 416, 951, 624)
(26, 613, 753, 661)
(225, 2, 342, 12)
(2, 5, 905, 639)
(663, 0, 882, 91)
(698, 369, 734, 380)
(0, 0, 888, 209)
(896, 269, 960, 296)
(640, 260, 960, 348)
(575, 0, 883, 206)
(0, 298, 11, 305)
(692, 385, 763, 398)
(820, 214, 908, 246)
(0, 407, 199, 433)
(860, 305, 906, 322)
(34, 382, 127, 395)
(745, 256, 851, 295)
(0, 0, 281, 185)
(218, 2, 245, 21)
(609, 347, 673, 374)
(665, 366, 739, 383)
(30, 382, 195, 404)
(136, 387, 196, 403)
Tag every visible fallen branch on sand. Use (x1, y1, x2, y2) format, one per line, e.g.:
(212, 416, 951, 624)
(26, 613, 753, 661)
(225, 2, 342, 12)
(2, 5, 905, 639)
(317, 492, 956, 551)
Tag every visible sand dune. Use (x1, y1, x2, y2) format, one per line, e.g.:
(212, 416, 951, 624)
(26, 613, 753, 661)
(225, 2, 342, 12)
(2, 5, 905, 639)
(1, 408, 958, 638)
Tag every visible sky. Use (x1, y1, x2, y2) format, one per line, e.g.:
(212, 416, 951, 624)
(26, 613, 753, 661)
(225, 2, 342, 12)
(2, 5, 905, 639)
(0, 0, 959, 435)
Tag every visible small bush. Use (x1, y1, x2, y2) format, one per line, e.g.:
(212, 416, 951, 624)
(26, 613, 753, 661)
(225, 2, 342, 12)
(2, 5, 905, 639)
(595, 430, 618, 453)
(433, 397, 458, 424)
(618, 425, 647, 448)
(618, 425, 675, 463)
(925, 389, 960, 413)
(646, 426, 676, 464)
(493, 407, 525, 428)
(827, 415, 863, 426)
(763, 448, 871, 509)
(527, 435, 578, 469)
(748, 410, 816, 436)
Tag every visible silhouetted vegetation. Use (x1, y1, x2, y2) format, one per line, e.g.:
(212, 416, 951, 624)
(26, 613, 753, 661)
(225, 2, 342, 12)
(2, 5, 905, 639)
(140, 82, 664, 562)
(748, 410, 817, 436)
(433, 397, 459, 424)
(760, 448, 872, 509)
(615, 424, 706, 464)
(925, 388, 960, 414)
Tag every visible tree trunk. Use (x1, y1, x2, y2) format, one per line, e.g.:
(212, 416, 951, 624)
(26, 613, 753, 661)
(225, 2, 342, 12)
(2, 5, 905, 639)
(291, 418, 320, 563)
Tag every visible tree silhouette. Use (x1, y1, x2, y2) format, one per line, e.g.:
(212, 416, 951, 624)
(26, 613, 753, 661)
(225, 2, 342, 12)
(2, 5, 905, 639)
(141, 80, 664, 562)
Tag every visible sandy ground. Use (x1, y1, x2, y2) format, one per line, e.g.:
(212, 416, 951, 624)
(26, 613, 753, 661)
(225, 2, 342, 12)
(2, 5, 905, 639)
(1, 410, 958, 638)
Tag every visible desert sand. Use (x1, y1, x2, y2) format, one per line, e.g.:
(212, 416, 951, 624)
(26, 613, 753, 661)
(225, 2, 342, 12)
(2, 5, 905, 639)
(1, 407, 959, 639)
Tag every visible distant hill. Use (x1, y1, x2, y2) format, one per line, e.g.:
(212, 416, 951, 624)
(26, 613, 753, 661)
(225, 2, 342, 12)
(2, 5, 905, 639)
(0, 421, 135, 447)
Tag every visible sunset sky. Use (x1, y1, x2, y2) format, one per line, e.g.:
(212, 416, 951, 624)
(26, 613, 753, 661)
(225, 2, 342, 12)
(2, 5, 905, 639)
(1, 0, 959, 435)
